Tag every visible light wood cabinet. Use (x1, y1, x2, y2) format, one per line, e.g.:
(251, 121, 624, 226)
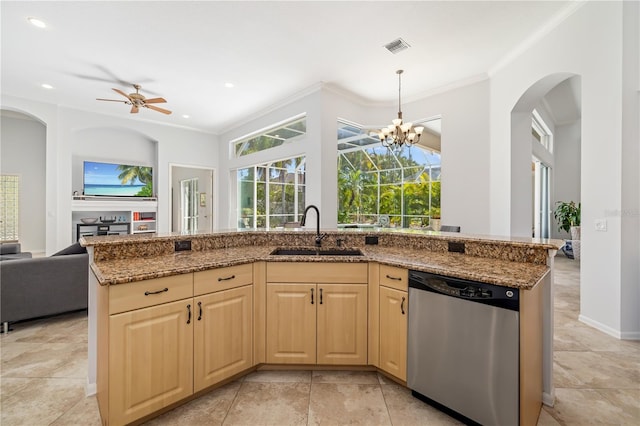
(379, 285, 407, 381)
(108, 298, 194, 426)
(265, 262, 368, 365)
(266, 283, 317, 364)
(317, 283, 368, 365)
(266, 282, 368, 365)
(194, 285, 253, 391)
(98, 265, 254, 425)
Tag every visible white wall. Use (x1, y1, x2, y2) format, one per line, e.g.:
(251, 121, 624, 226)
(552, 120, 581, 240)
(490, 1, 639, 338)
(218, 81, 491, 235)
(0, 112, 46, 252)
(71, 127, 158, 195)
(1, 95, 218, 254)
(405, 80, 491, 235)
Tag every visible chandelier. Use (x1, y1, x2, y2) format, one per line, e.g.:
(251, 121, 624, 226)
(374, 70, 424, 150)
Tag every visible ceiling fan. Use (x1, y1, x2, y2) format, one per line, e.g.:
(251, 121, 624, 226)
(96, 84, 171, 115)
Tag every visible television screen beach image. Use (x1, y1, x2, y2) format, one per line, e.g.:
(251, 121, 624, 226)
(83, 161, 153, 197)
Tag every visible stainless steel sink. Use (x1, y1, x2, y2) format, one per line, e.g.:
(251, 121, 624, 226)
(270, 248, 363, 256)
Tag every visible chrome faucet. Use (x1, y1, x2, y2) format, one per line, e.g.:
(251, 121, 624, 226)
(300, 204, 326, 247)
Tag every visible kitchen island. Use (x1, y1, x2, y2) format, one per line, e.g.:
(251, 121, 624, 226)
(81, 228, 562, 425)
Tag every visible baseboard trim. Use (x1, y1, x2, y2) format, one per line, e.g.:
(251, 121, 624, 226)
(542, 391, 555, 407)
(85, 379, 96, 397)
(577, 314, 640, 340)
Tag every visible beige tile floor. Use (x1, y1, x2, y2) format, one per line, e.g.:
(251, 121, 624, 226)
(1, 254, 638, 425)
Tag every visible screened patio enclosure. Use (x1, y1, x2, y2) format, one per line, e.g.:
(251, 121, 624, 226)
(337, 120, 441, 228)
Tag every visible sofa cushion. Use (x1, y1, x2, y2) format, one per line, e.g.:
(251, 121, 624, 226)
(52, 242, 87, 256)
(0, 242, 21, 255)
(0, 252, 33, 261)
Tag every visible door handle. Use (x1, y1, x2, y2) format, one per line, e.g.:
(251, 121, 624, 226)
(319, 288, 323, 305)
(311, 288, 314, 304)
(386, 275, 402, 281)
(401, 296, 406, 315)
(187, 304, 192, 324)
(218, 275, 236, 282)
(197, 301, 202, 321)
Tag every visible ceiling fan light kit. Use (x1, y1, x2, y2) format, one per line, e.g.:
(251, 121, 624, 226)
(96, 84, 172, 115)
(374, 70, 424, 151)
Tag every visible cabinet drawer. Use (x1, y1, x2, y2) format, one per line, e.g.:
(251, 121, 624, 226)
(109, 273, 193, 315)
(379, 265, 408, 291)
(267, 262, 368, 284)
(194, 263, 253, 296)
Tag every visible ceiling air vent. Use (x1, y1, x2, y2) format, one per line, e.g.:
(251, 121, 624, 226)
(384, 38, 410, 54)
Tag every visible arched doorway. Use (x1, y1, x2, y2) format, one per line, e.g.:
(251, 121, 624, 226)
(510, 73, 582, 406)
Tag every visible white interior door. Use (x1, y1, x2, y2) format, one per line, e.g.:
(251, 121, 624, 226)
(171, 165, 214, 233)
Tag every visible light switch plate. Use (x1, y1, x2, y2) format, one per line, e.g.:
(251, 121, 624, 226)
(595, 219, 607, 231)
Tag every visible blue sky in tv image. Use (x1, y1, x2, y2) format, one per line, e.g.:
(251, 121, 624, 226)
(83, 161, 152, 197)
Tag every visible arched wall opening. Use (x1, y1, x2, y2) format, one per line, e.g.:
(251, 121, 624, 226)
(0, 109, 47, 253)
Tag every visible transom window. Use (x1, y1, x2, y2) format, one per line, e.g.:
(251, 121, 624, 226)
(233, 115, 306, 158)
(532, 109, 553, 152)
(337, 120, 441, 228)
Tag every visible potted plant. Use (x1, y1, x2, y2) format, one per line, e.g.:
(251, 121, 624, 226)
(430, 211, 441, 232)
(553, 201, 581, 259)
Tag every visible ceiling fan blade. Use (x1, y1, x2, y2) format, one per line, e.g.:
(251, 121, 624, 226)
(112, 88, 132, 100)
(130, 105, 139, 114)
(143, 97, 167, 104)
(145, 104, 172, 115)
(96, 98, 128, 103)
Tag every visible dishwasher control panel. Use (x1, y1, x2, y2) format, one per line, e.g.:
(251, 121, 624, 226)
(409, 270, 519, 311)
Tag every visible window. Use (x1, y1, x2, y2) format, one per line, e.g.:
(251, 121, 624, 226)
(180, 178, 198, 233)
(237, 156, 306, 228)
(232, 115, 306, 158)
(0, 175, 19, 241)
(532, 109, 553, 152)
(337, 121, 441, 228)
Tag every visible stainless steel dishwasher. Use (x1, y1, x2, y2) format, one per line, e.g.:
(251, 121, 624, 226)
(407, 270, 520, 426)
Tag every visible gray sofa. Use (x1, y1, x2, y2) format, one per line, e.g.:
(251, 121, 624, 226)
(0, 242, 32, 261)
(0, 243, 88, 328)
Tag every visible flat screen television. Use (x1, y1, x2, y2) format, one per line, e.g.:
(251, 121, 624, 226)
(83, 161, 153, 197)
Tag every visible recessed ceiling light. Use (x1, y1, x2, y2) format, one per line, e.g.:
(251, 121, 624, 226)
(182, 114, 190, 119)
(27, 17, 46, 28)
(224, 82, 234, 88)
(41, 83, 53, 89)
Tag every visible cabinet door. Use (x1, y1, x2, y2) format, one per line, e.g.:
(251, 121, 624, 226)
(379, 286, 407, 381)
(109, 299, 193, 425)
(194, 285, 253, 392)
(317, 284, 368, 365)
(266, 283, 316, 364)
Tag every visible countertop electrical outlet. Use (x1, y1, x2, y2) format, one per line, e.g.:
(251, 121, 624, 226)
(448, 241, 465, 253)
(175, 240, 192, 251)
(365, 236, 378, 245)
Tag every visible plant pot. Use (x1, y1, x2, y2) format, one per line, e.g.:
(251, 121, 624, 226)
(430, 218, 441, 231)
(571, 239, 581, 260)
(570, 226, 581, 241)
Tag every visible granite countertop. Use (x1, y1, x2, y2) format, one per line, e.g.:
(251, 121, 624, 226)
(91, 244, 549, 290)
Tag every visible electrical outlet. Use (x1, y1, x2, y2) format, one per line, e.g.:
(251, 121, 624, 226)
(175, 240, 192, 251)
(448, 241, 465, 253)
(595, 219, 607, 232)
